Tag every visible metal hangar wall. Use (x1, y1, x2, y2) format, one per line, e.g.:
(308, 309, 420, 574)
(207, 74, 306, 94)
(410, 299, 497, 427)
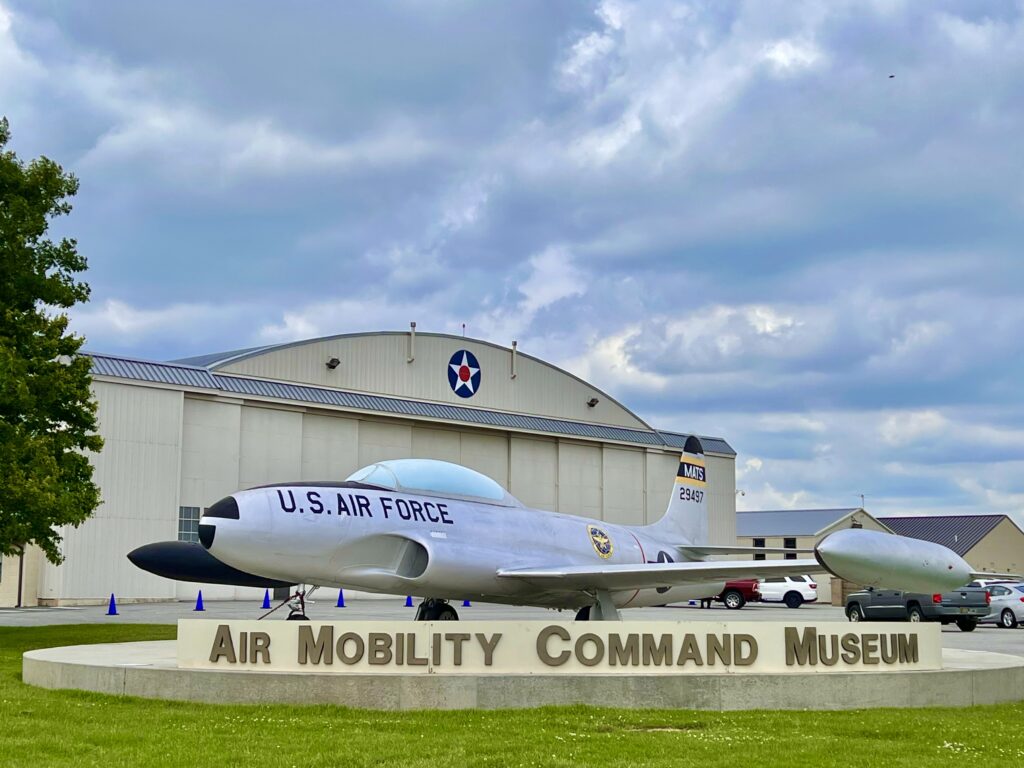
(6, 331, 737, 606)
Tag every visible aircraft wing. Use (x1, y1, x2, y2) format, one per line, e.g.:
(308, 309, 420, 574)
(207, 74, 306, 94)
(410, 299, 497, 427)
(496, 558, 824, 592)
(676, 545, 813, 557)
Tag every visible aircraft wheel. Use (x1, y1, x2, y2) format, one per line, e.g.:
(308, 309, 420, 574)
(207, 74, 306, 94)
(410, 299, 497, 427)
(575, 605, 592, 621)
(956, 618, 977, 632)
(418, 599, 459, 621)
(723, 590, 745, 610)
(286, 613, 309, 621)
(434, 604, 459, 621)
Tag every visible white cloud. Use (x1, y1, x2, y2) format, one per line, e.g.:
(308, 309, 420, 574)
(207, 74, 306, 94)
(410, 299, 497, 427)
(82, 101, 434, 183)
(739, 482, 813, 511)
(879, 410, 949, 446)
(519, 246, 586, 315)
(762, 39, 822, 72)
(71, 299, 246, 348)
(562, 325, 670, 394)
(757, 413, 827, 433)
(559, 31, 617, 91)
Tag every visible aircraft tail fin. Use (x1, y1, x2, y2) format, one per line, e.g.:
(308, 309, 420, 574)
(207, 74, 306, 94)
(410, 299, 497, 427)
(649, 436, 709, 544)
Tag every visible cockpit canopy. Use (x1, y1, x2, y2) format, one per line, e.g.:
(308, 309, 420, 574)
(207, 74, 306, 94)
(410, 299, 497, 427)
(345, 459, 522, 508)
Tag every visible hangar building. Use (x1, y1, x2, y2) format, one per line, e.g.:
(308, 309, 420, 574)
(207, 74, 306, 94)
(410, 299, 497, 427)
(0, 331, 737, 607)
(879, 515, 1024, 576)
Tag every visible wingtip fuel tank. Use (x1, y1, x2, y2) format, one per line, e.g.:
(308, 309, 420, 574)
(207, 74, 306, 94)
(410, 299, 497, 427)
(815, 528, 972, 593)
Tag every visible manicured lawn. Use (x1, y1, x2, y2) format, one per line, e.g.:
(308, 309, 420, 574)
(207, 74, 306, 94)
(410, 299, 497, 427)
(0, 624, 1022, 767)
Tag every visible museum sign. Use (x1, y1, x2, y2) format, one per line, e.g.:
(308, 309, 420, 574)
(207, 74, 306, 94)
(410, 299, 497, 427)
(177, 620, 942, 675)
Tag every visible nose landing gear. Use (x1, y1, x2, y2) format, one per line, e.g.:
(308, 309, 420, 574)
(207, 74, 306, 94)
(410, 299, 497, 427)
(414, 598, 459, 621)
(259, 585, 317, 621)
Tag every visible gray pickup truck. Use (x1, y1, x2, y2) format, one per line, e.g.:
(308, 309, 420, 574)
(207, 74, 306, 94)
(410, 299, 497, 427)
(845, 586, 990, 631)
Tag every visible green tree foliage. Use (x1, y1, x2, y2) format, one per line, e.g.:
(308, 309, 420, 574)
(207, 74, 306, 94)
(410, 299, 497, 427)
(0, 117, 102, 564)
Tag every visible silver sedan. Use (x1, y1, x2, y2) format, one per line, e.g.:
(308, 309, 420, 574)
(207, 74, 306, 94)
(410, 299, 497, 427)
(980, 583, 1024, 628)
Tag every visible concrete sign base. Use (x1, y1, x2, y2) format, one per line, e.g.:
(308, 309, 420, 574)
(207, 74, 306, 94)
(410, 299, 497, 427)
(22, 635, 1024, 711)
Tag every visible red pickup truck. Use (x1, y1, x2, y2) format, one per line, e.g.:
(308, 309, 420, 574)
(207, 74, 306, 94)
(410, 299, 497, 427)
(715, 579, 760, 609)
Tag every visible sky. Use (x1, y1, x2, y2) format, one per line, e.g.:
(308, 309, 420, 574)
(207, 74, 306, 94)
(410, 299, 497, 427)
(3, 1, 1024, 524)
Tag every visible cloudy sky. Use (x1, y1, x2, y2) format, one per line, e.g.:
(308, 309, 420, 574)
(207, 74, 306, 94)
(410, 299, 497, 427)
(3, 1, 1023, 523)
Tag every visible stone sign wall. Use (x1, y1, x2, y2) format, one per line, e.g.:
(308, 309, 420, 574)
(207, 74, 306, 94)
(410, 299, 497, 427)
(178, 620, 942, 675)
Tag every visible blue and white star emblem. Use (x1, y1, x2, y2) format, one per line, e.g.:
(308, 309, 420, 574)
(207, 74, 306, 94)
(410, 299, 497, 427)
(448, 350, 481, 398)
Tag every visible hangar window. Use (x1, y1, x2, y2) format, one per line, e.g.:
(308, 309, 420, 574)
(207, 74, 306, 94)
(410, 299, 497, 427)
(178, 506, 202, 543)
(784, 537, 797, 560)
(753, 538, 765, 561)
(346, 459, 522, 508)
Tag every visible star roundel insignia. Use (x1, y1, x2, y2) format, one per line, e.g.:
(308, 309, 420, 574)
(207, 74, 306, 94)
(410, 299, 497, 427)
(447, 349, 482, 398)
(587, 525, 613, 559)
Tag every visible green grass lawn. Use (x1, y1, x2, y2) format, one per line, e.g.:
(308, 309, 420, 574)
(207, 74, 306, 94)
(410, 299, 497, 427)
(1, 624, 1022, 767)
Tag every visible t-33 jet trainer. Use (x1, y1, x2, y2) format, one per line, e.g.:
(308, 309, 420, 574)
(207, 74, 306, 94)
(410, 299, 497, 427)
(130, 437, 989, 621)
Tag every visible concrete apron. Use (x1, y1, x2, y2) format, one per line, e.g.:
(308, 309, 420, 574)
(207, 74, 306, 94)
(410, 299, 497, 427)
(22, 641, 1024, 710)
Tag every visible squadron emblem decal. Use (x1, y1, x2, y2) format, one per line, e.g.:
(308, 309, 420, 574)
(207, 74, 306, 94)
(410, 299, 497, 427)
(587, 525, 613, 559)
(448, 350, 481, 398)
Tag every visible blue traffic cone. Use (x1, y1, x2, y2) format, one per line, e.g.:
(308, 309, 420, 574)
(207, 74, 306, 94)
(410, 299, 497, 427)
(261, 589, 271, 609)
(405, 595, 413, 607)
(462, 599, 471, 607)
(336, 589, 346, 608)
(194, 591, 205, 612)
(106, 593, 118, 616)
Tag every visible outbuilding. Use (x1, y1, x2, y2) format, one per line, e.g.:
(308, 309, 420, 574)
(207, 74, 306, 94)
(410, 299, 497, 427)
(0, 331, 737, 607)
(878, 515, 1024, 577)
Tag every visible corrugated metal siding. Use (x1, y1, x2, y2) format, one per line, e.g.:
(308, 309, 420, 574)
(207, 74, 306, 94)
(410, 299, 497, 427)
(88, 353, 735, 454)
(90, 354, 219, 389)
(737, 509, 861, 537)
(658, 431, 734, 456)
(706, 455, 738, 545)
(878, 515, 1005, 557)
(56, 382, 183, 600)
(215, 373, 670, 443)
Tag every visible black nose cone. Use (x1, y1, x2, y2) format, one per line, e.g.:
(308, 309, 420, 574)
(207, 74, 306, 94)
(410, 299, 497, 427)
(205, 496, 239, 519)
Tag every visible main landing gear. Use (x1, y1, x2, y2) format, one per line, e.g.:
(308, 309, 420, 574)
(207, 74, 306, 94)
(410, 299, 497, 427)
(414, 598, 459, 621)
(574, 590, 621, 621)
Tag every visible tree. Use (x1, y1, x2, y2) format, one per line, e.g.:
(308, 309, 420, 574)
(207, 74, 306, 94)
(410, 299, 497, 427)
(0, 117, 103, 564)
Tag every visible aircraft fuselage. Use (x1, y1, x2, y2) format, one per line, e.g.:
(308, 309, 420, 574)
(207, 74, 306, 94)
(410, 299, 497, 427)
(203, 482, 723, 610)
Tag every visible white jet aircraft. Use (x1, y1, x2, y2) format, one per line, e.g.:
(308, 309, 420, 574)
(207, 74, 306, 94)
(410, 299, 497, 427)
(130, 437, 985, 620)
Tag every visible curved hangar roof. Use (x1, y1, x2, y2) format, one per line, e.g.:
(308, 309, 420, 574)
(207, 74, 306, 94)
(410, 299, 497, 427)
(176, 331, 648, 430)
(88, 331, 734, 455)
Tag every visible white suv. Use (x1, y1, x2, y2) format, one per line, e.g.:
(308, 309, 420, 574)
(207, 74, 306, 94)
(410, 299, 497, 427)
(758, 575, 818, 608)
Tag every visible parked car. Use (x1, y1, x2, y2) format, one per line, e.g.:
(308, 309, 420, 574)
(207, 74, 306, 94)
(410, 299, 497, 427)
(715, 579, 760, 609)
(845, 586, 990, 631)
(968, 578, 1020, 589)
(758, 575, 817, 608)
(979, 583, 1024, 629)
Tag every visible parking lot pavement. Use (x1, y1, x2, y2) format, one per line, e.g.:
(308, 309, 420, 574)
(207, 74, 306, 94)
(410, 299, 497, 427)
(2, 598, 1021, 656)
